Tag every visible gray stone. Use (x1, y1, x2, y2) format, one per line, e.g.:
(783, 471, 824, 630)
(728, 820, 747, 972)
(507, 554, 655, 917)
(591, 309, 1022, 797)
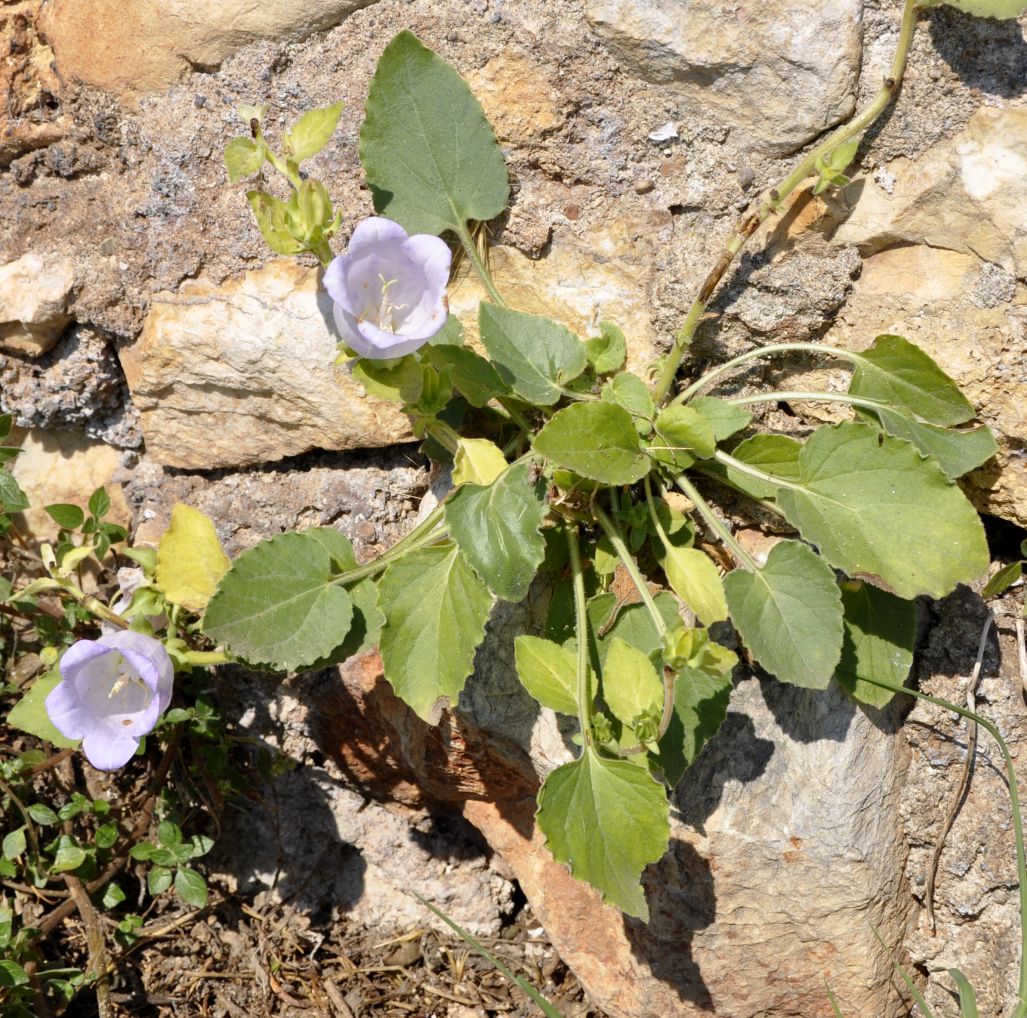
(585, 0, 863, 155)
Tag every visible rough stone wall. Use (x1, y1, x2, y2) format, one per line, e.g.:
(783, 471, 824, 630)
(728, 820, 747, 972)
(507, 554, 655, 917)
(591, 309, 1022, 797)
(2, 0, 1026, 1014)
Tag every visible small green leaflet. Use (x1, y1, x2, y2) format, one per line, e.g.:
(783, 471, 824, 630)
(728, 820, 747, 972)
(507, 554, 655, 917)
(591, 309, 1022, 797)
(445, 460, 548, 602)
(847, 334, 975, 427)
(352, 356, 424, 405)
(724, 540, 844, 689)
(585, 321, 627, 375)
(658, 545, 728, 626)
(603, 638, 662, 727)
(536, 747, 670, 919)
(479, 303, 587, 406)
(203, 528, 355, 670)
(377, 542, 492, 722)
(601, 372, 654, 430)
(224, 137, 266, 182)
(835, 580, 915, 708)
(514, 635, 579, 715)
(982, 560, 1023, 598)
(452, 438, 508, 487)
(711, 434, 802, 499)
(688, 396, 752, 441)
(653, 405, 716, 459)
(657, 666, 733, 787)
(7, 669, 79, 749)
(774, 423, 989, 599)
(284, 101, 345, 161)
(0, 471, 28, 512)
(534, 402, 650, 485)
(426, 344, 510, 407)
(359, 31, 509, 236)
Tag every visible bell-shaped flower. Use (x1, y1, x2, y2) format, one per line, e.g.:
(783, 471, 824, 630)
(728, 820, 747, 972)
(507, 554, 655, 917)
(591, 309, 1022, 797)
(45, 630, 174, 770)
(324, 216, 451, 359)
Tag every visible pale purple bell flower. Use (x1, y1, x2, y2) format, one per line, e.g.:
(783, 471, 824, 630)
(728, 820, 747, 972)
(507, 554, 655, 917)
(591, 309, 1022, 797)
(45, 630, 174, 770)
(323, 216, 451, 359)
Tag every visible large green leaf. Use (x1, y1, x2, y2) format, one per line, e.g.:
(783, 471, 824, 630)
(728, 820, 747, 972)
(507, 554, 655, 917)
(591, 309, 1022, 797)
(534, 402, 650, 485)
(536, 747, 670, 919)
(724, 540, 844, 689)
(712, 434, 802, 499)
(478, 303, 587, 406)
(377, 543, 493, 721)
(847, 335, 975, 427)
(657, 666, 733, 787)
(603, 638, 663, 727)
(445, 460, 548, 602)
(922, 0, 1027, 17)
(858, 406, 996, 480)
(774, 423, 989, 599)
(7, 669, 79, 749)
(658, 545, 728, 626)
(835, 580, 915, 708)
(514, 635, 579, 715)
(359, 31, 509, 236)
(426, 344, 510, 407)
(688, 396, 752, 441)
(203, 529, 354, 670)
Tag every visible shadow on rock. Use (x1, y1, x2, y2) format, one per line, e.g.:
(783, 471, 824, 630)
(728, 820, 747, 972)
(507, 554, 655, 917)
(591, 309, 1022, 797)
(928, 6, 1027, 99)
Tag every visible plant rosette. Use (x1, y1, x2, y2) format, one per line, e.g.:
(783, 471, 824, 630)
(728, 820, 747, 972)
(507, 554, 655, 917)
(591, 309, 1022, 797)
(324, 216, 451, 359)
(45, 631, 174, 770)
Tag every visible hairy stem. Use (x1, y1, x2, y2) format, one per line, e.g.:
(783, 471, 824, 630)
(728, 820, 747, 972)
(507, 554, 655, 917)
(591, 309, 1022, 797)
(675, 475, 760, 572)
(332, 504, 448, 586)
(455, 221, 506, 307)
(565, 524, 594, 750)
(726, 390, 890, 412)
(712, 449, 803, 493)
(651, 0, 919, 407)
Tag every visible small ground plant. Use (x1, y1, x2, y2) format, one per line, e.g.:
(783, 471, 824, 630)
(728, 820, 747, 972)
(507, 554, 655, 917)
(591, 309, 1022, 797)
(5, 0, 1027, 1013)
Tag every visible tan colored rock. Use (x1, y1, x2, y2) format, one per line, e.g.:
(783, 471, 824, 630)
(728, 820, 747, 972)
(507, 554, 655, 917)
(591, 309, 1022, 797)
(0, 2, 70, 164)
(0, 253, 75, 356)
(41, 0, 379, 99)
(585, 0, 862, 155)
(466, 51, 564, 147)
(832, 107, 1027, 277)
(11, 429, 130, 541)
(450, 218, 671, 376)
(119, 261, 411, 470)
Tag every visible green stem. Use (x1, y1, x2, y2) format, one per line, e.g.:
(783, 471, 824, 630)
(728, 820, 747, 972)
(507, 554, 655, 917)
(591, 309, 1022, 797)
(593, 502, 668, 640)
(312, 236, 335, 268)
(859, 673, 1027, 1018)
(712, 449, 803, 493)
(565, 524, 594, 750)
(182, 651, 232, 668)
(455, 222, 506, 307)
(426, 419, 461, 456)
(672, 343, 861, 406)
(332, 504, 448, 586)
(651, 0, 919, 408)
(726, 390, 891, 413)
(496, 397, 534, 437)
(675, 475, 760, 572)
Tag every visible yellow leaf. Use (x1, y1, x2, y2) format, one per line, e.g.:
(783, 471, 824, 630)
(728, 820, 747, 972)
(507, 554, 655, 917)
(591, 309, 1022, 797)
(155, 504, 230, 613)
(452, 438, 508, 487)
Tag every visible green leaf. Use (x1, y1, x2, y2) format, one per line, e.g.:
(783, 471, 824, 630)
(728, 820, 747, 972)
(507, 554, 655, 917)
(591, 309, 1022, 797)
(224, 136, 266, 182)
(514, 635, 579, 715)
(585, 321, 627, 375)
(835, 580, 915, 707)
(536, 748, 670, 919)
(712, 434, 802, 499)
(724, 540, 844, 689)
(378, 543, 493, 721)
(7, 669, 79, 749)
(27, 803, 58, 825)
(658, 545, 728, 626)
(603, 638, 662, 726)
(847, 335, 975, 427)
(174, 867, 209, 908)
(688, 396, 752, 441)
(445, 460, 547, 602)
(478, 303, 586, 406)
(360, 31, 509, 236)
(534, 403, 650, 485)
(156, 503, 230, 613)
(595, 594, 681, 663)
(947, 969, 979, 1017)
(982, 560, 1023, 598)
(51, 835, 87, 873)
(657, 665, 733, 787)
(148, 866, 173, 896)
(426, 345, 509, 407)
(157, 820, 182, 848)
(0, 413, 10, 441)
(2, 827, 25, 861)
(452, 438, 508, 487)
(45, 503, 85, 530)
(352, 356, 424, 405)
(859, 406, 997, 480)
(0, 960, 28, 988)
(246, 190, 305, 256)
(601, 372, 654, 426)
(203, 529, 355, 670)
(921, 0, 1027, 17)
(88, 486, 110, 519)
(94, 823, 118, 850)
(101, 882, 126, 909)
(774, 423, 989, 599)
(284, 101, 345, 161)
(653, 405, 716, 459)
(0, 472, 28, 513)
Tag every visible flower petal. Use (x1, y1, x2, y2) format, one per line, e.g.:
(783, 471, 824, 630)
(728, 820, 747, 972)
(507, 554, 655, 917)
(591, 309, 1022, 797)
(355, 319, 435, 360)
(103, 630, 173, 706)
(82, 732, 140, 771)
(333, 304, 371, 352)
(402, 234, 452, 295)
(347, 217, 409, 255)
(44, 681, 89, 740)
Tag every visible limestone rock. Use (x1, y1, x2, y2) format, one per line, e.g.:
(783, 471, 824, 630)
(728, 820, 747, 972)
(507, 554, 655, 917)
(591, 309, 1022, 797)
(466, 51, 565, 148)
(585, 0, 863, 155)
(0, 253, 74, 356)
(119, 261, 411, 470)
(11, 429, 130, 541)
(832, 107, 1027, 278)
(41, 0, 380, 99)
